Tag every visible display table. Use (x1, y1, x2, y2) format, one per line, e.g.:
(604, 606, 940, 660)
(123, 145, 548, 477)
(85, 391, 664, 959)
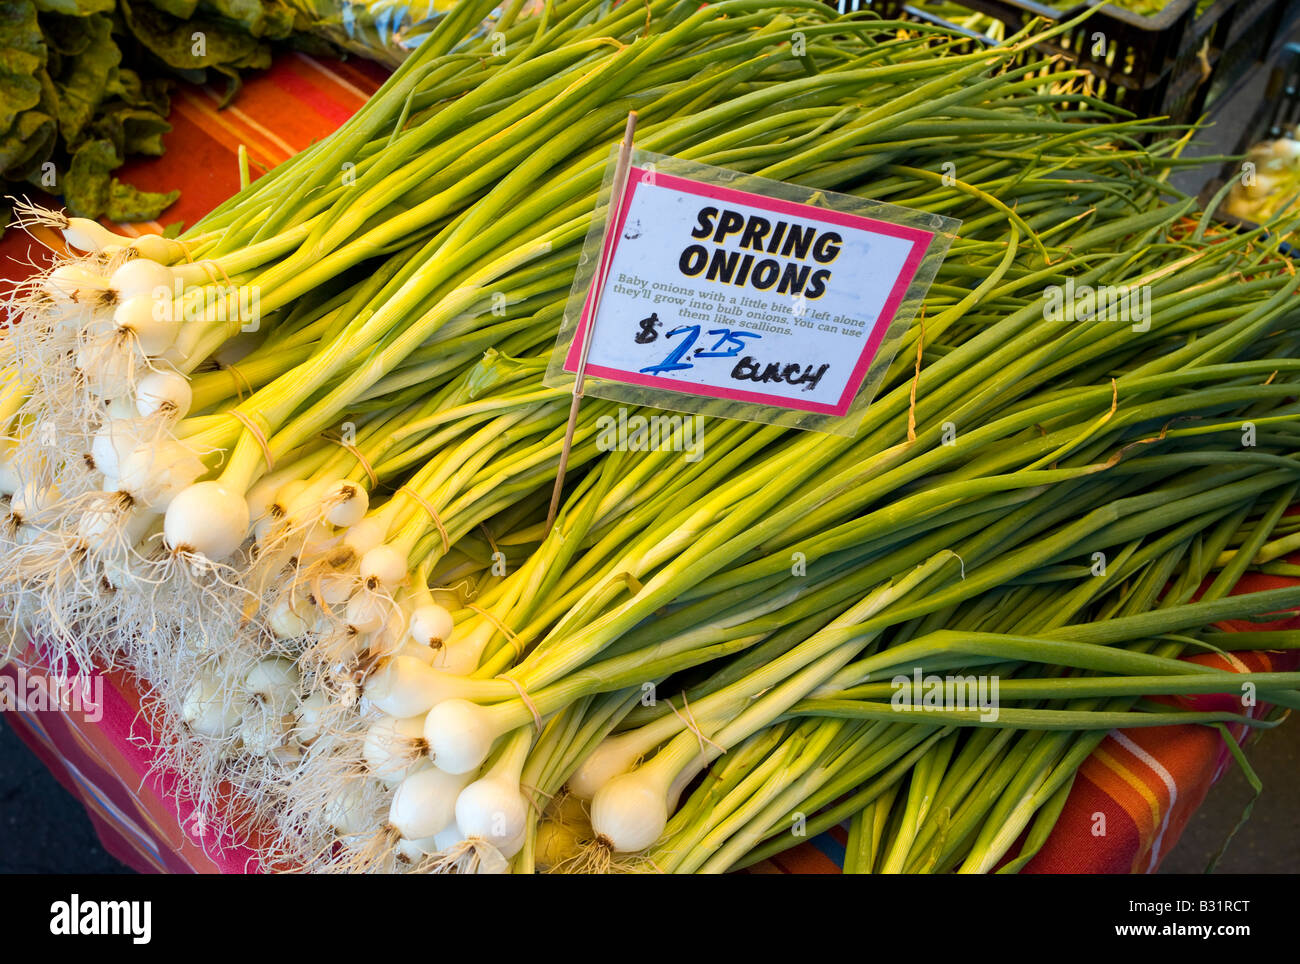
(2, 52, 1296, 875)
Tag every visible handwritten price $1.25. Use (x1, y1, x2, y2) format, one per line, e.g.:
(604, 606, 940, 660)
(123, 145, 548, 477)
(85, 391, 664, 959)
(634, 313, 762, 376)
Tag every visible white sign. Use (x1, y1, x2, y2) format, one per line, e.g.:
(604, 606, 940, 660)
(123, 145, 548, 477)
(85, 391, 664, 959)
(551, 154, 955, 432)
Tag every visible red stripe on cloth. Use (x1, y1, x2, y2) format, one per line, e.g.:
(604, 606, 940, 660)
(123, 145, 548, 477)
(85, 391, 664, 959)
(3, 652, 262, 873)
(768, 839, 841, 874)
(4, 678, 189, 873)
(1023, 771, 1142, 875)
(275, 59, 375, 125)
(299, 52, 391, 95)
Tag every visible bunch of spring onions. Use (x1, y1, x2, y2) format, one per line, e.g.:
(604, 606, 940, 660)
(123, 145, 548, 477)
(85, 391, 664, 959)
(1225, 129, 1300, 225)
(3, 0, 1300, 873)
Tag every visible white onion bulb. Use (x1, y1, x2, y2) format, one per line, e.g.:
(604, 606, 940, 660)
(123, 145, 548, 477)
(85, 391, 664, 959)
(364, 654, 445, 718)
(322, 480, 369, 527)
(163, 481, 250, 561)
(113, 293, 180, 356)
(324, 781, 378, 836)
(454, 774, 529, 859)
(410, 603, 454, 648)
(360, 544, 406, 590)
(590, 768, 671, 853)
(567, 731, 645, 800)
(269, 593, 313, 640)
(115, 439, 205, 511)
(181, 673, 241, 738)
(135, 368, 192, 419)
(90, 421, 139, 478)
(44, 262, 105, 304)
(345, 591, 387, 634)
(293, 691, 331, 743)
(363, 715, 427, 782)
(424, 699, 506, 775)
(108, 257, 173, 300)
(343, 517, 387, 558)
(388, 764, 473, 840)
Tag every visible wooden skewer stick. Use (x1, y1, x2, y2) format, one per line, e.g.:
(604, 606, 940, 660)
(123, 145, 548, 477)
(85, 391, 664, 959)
(545, 111, 639, 534)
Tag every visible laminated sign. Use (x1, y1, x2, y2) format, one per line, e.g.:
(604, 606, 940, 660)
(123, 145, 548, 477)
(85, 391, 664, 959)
(546, 150, 958, 436)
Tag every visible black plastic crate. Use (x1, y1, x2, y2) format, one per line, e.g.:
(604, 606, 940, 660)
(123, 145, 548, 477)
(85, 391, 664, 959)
(1206, 0, 1293, 103)
(1240, 40, 1300, 144)
(833, 0, 1297, 124)
(1196, 42, 1300, 255)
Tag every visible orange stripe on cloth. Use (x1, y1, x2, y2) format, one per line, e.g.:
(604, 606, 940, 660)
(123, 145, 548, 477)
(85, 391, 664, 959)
(172, 90, 293, 169)
(290, 53, 380, 110)
(1085, 745, 1163, 872)
(294, 52, 387, 102)
(196, 93, 302, 161)
(1109, 730, 1179, 871)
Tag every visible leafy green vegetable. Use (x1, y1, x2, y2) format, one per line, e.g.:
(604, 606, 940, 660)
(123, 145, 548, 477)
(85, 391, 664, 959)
(107, 176, 179, 220)
(51, 14, 120, 144)
(60, 136, 118, 215)
(2, 0, 442, 225)
(0, 106, 57, 180)
(0, 2, 45, 133)
(109, 106, 172, 155)
(40, 10, 98, 56)
(1, 0, 300, 224)
(53, 136, 177, 219)
(121, 0, 273, 72)
(200, 0, 295, 38)
(119, 0, 273, 105)
(32, 0, 116, 16)
(144, 0, 200, 18)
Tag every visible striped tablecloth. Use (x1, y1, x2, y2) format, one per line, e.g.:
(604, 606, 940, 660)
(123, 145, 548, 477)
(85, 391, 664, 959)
(1, 53, 1296, 874)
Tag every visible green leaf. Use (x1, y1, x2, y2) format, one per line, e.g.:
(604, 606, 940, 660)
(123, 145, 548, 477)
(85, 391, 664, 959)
(0, 0, 45, 60)
(199, 0, 295, 39)
(144, 0, 200, 18)
(0, 0, 45, 132)
(108, 68, 171, 114)
(0, 106, 56, 179)
(50, 12, 120, 145)
(40, 10, 96, 55)
(93, 104, 171, 155)
(3, 64, 59, 180)
(119, 0, 273, 75)
(122, 108, 170, 154)
(32, 0, 116, 16)
(211, 62, 241, 105)
(107, 177, 178, 221)
(61, 136, 120, 217)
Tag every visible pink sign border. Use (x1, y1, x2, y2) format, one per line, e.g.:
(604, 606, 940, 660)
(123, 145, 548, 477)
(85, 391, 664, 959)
(563, 166, 937, 417)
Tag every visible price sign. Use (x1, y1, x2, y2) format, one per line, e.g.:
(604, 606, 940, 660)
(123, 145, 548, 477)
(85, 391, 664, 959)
(547, 150, 957, 435)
